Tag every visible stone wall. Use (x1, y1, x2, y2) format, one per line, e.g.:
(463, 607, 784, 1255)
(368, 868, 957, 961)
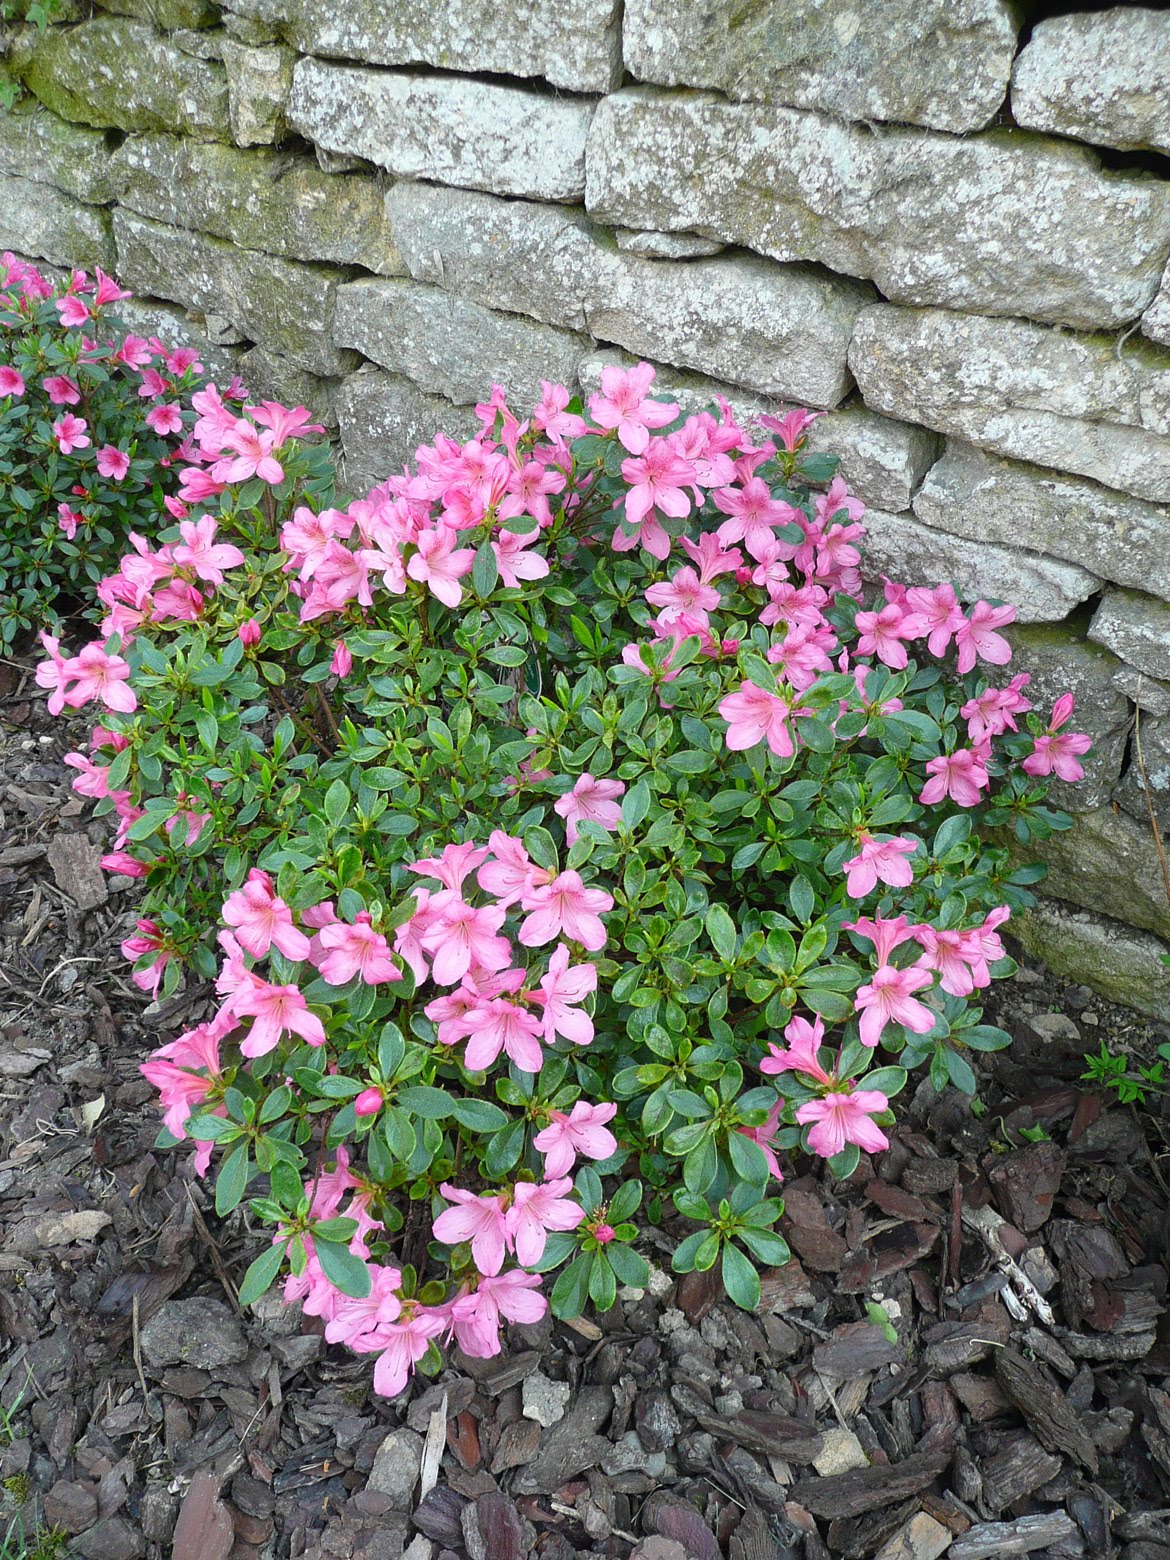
(4, 0, 1170, 1015)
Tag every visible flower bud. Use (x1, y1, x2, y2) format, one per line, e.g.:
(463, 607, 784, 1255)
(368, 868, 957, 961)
(237, 618, 261, 647)
(354, 1086, 383, 1117)
(594, 1224, 616, 1245)
(735, 566, 752, 587)
(331, 640, 353, 678)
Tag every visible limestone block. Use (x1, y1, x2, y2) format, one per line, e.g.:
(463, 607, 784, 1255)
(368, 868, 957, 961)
(1007, 623, 1132, 813)
(1142, 259, 1170, 348)
(385, 183, 872, 407)
(222, 40, 294, 146)
(1011, 806, 1170, 942)
(238, 0, 622, 93)
(614, 230, 724, 259)
(238, 345, 339, 430)
(577, 353, 938, 512)
(19, 18, 231, 139)
(335, 279, 587, 409)
(914, 442, 1170, 601)
(113, 135, 404, 274)
(848, 306, 1170, 505)
(585, 90, 1170, 331)
(1088, 590, 1170, 684)
(623, 0, 1018, 134)
(112, 211, 356, 377)
(1012, 8, 1170, 156)
(115, 296, 245, 384)
(96, 0, 220, 27)
(336, 366, 479, 498)
(859, 508, 1099, 623)
(0, 105, 120, 204)
(0, 172, 114, 273)
(1113, 667, 1170, 718)
(1010, 902, 1170, 1022)
(289, 59, 594, 202)
(1115, 710, 1170, 831)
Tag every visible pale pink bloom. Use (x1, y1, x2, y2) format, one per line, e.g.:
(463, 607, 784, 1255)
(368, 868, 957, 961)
(43, 374, 80, 405)
(854, 964, 936, 1048)
(554, 772, 625, 846)
(477, 831, 550, 908)
(463, 997, 545, 1073)
(237, 618, 261, 647)
(178, 466, 227, 504)
(221, 868, 311, 961)
(165, 805, 211, 848)
(56, 293, 89, 327)
(912, 925, 987, 998)
(1022, 694, 1091, 782)
(645, 566, 721, 626)
(530, 942, 596, 1045)
(759, 407, 823, 451)
(407, 524, 476, 608)
(100, 850, 148, 878)
(96, 446, 130, 481)
(760, 1012, 834, 1086)
(146, 402, 183, 436)
(371, 1308, 446, 1397)
(330, 640, 352, 677)
(977, 905, 1012, 967)
(519, 871, 613, 951)
(60, 643, 136, 714)
(845, 914, 922, 965)
(498, 460, 565, 529)
(961, 673, 1032, 743)
(323, 1264, 403, 1350)
(408, 842, 490, 893)
(534, 379, 588, 442)
(903, 583, 965, 658)
(737, 1099, 785, 1181)
(448, 1270, 547, 1358)
(53, 413, 89, 454)
(853, 603, 916, 670)
(797, 1088, 890, 1159)
(173, 515, 245, 586)
(719, 680, 794, 757)
(842, 834, 918, 899)
(140, 1011, 232, 1140)
(954, 601, 1015, 673)
(433, 1184, 512, 1275)
(588, 362, 678, 454)
(919, 747, 990, 808)
(618, 442, 694, 553)
(232, 979, 326, 1056)
(714, 479, 801, 561)
(316, 912, 401, 985)
(492, 528, 550, 586)
(354, 1086, 384, 1117)
(506, 1178, 585, 1266)
(423, 898, 511, 985)
(533, 1101, 617, 1178)
(680, 531, 743, 583)
(215, 419, 284, 483)
(63, 750, 109, 798)
(393, 888, 441, 983)
(766, 622, 836, 691)
(121, 918, 172, 999)
(281, 505, 346, 575)
(0, 365, 25, 396)
(91, 267, 132, 308)
(815, 477, 866, 528)
(56, 503, 82, 540)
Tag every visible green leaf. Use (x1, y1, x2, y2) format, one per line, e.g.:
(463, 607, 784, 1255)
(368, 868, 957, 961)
(397, 1085, 453, 1120)
(705, 903, 737, 961)
(259, 1085, 292, 1124)
(621, 779, 650, 830)
(451, 1097, 509, 1132)
(606, 1179, 642, 1224)
(551, 1252, 594, 1318)
(736, 1227, 791, 1266)
(238, 1240, 287, 1307)
(214, 1142, 250, 1217)
(382, 1107, 416, 1162)
(588, 1252, 618, 1310)
(727, 1128, 770, 1186)
(314, 1238, 371, 1299)
(187, 1114, 239, 1142)
(861, 1066, 908, 1097)
(324, 779, 350, 828)
(605, 1243, 650, 1288)
(472, 541, 498, 597)
(963, 1025, 1012, 1052)
(721, 1241, 762, 1311)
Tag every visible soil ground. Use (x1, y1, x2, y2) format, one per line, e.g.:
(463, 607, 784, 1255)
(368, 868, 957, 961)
(2, 644, 1169, 1560)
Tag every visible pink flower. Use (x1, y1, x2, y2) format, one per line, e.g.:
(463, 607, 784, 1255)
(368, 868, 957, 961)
(588, 362, 678, 454)
(0, 365, 25, 396)
(530, 943, 596, 1045)
(760, 1013, 834, 1086)
(903, 583, 966, 658)
(433, 1184, 512, 1276)
(56, 293, 89, 327)
(354, 1086, 384, 1117)
(714, 479, 801, 561)
(506, 1178, 585, 1266)
(59, 644, 136, 714)
(43, 374, 80, 405)
(518, 871, 613, 951)
(101, 850, 148, 878)
(912, 925, 988, 998)
(759, 407, 823, 452)
(121, 918, 172, 999)
(323, 1263, 403, 1350)
(448, 1270, 547, 1358)
(554, 772, 625, 846)
(231, 979, 326, 1057)
(53, 414, 90, 454)
(57, 503, 83, 540)
(221, 868, 311, 961)
(954, 601, 1015, 674)
(316, 913, 401, 985)
(96, 446, 130, 481)
(249, 400, 324, 444)
(409, 842, 491, 893)
(407, 524, 476, 608)
(854, 964, 936, 1048)
(841, 834, 918, 899)
(463, 997, 545, 1073)
(140, 1015, 229, 1141)
(1022, 694, 1091, 783)
(63, 750, 109, 798)
(423, 898, 511, 985)
(853, 603, 916, 670)
(961, 673, 1031, 743)
(492, 529, 550, 587)
(173, 515, 245, 586)
(146, 402, 184, 436)
(214, 419, 283, 483)
(618, 441, 694, 557)
(533, 1101, 618, 1178)
(719, 680, 794, 757)
(330, 640, 352, 678)
(477, 831, 550, 908)
(845, 914, 921, 965)
(737, 1099, 785, 1181)
(797, 1087, 890, 1159)
(237, 618, 261, 647)
(645, 566, 721, 625)
(919, 747, 990, 808)
(371, 1308, 446, 1398)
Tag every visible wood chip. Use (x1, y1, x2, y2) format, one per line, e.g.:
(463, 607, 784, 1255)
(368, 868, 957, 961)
(45, 832, 107, 911)
(873, 1512, 954, 1560)
(994, 1349, 1099, 1474)
(789, 1450, 951, 1520)
(947, 1511, 1077, 1559)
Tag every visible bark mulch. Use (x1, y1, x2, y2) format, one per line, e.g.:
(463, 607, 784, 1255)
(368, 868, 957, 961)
(2, 649, 1169, 1560)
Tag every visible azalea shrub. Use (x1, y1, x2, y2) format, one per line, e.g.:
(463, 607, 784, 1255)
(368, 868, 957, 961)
(0, 252, 217, 645)
(39, 364, 1089, 1399)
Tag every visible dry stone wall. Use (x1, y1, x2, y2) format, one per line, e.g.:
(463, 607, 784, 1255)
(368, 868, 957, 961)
(4, 0, 1170, 1014)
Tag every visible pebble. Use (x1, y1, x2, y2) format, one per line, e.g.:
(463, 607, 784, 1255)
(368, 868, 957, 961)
(1028, 1011, 1082, 1046)
(521, 1370, 571, 1428)
(367, 1427, 423, 1510)
(140, 1298, 248, 1370)
(812, 1426, 869, 1477)
(714, 1390, 743, 1416)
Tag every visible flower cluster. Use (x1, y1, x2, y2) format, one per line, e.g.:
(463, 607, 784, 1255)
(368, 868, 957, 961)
(35, 360, 1088, 1394)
